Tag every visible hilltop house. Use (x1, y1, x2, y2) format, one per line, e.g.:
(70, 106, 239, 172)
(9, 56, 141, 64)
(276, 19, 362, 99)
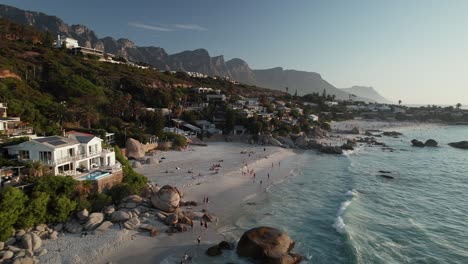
(0, 103, 34, 138)
(5, 135, 116, 176)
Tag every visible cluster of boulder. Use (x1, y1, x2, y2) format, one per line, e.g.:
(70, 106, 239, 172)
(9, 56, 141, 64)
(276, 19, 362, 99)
(125, 138, 160, 168)
(411, 139, 438, 147)
(0, 224, 53, 264)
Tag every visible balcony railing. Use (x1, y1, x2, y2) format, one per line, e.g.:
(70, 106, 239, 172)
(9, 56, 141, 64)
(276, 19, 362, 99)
(37, 148, 115, 166)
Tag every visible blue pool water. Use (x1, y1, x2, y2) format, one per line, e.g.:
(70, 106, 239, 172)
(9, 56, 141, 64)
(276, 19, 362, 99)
(79, 170, 111, 180)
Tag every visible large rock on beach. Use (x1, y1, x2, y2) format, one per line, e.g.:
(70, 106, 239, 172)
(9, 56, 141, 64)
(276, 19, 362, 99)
(132, 161, 142, 169)
(76, 209, 89, 222)
(126, 138, 145, 159)
(424, 139, 438, 147)
(448, 141, 468, 149)
(123, 217, 140, 230)
(319, 145, 343, 154)
(64, 219, 83, 233)
(294, 135, 308, 149)
(83, 212, 104, 231)
(165, 213, 178, 225)
(309, 127, 328, 138)
(411, 139, 425, 147)
(237, 226, 302, 264)
(110, 211, 131, 222)
(21, 233, 42, 251)
(276, 136, 295, 148)
(145, 157, 159, 165)
(151, 185, 181, 213)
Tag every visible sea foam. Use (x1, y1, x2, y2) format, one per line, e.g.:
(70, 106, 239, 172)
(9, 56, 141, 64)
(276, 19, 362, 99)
(333, 216, 347, 234)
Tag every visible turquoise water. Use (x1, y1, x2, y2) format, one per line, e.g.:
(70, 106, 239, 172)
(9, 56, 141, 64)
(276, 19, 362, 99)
(243, 125, 468, 263)
(79, 170, 110, 180)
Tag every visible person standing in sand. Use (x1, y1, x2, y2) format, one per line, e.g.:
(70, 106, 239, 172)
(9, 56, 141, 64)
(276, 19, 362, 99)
(197, 236, 201, 245)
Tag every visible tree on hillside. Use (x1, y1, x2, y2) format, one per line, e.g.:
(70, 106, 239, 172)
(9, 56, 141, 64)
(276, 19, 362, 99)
(398, 100, 402, 105)
(456, 103, 462, 109)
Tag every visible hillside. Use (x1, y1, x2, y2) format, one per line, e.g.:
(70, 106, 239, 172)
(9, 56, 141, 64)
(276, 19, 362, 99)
(341, 86, 392, 104)
(0, 18, 284, 145)
(0, 4, 382, 103)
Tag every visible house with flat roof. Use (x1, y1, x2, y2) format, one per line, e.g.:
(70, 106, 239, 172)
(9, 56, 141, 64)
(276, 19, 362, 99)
(0, 103, 34, 139)
(5, 135, 116, 176)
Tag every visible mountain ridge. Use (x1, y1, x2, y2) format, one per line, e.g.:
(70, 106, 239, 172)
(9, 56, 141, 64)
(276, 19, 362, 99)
(0, 4, 392, 103)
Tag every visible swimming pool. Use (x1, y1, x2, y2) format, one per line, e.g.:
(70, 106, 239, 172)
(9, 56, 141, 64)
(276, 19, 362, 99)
(78, 170, 111, 181)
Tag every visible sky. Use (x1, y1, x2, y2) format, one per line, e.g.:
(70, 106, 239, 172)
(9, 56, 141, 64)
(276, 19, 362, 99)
(1, 0, 468, 105)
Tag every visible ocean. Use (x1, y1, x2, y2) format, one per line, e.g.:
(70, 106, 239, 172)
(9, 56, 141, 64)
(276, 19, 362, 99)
(233, 125, 468, 263)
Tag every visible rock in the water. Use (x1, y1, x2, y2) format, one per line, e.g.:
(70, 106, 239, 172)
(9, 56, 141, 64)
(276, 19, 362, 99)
(151, 185, 181, 213)
(165, 214, 178, 225)
(110, 211, 131, 222)
(411, 139, 425, 147)
(350, 127, 360, 134)
(21, 233, 42, 251)
(202, 213, 218, 223)
(448, 141, 468, 149)
(126, 138, 145, 159)
(319, 145, 343, 154)
(65, 219, 83, 234)
(382, 131, 403, 136)
(237, 226, 302, 264)
(123, 217, 140, 230)
(132, 161, 142, 168)
(218, 241, 234, 250)
(84, 213, 104, 231)
(76, 209, 89, 222)
(424, 139, 438, 147)
(206, 245, 222, 256)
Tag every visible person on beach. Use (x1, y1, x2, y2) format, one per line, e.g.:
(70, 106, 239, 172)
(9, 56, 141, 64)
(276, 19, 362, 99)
(204, 222, 208, 230)
(206, 197, 209, 203)
(197, 236, 201, 245)
(272, 163, 274, 168)
(260, 180, 263, 185)
(200, 219, 203, 228)
(190, 221, 194, 229)
(268, 173, 270, 179)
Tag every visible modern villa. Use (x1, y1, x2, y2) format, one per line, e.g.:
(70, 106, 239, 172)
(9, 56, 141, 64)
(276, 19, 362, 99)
(5, 134, 117, 176)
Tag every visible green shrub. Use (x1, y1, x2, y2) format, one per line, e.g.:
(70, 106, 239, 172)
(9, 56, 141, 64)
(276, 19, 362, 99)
(48, 195, 77, 223)
(0, 187, 27, 241)
(88, 193, 112, 212)
(17, 192, 49, 228)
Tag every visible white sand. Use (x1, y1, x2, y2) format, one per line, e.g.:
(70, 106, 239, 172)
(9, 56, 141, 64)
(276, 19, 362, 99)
(39, 142, 296, 264)
(104, 142, 297, 263)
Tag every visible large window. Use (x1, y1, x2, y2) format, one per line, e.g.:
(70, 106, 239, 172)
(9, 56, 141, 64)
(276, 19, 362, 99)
(39, 151, 52, 162)
(19, 150, 30, 159)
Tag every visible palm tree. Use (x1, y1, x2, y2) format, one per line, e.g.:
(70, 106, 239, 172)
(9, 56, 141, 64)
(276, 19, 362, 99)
(456, 103, 462, 110)
(27, 161, 46, 177)
(398, 100, 402, 106)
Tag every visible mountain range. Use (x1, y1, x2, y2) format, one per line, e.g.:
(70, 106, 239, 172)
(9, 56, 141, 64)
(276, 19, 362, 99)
(0, 4, 392, 103)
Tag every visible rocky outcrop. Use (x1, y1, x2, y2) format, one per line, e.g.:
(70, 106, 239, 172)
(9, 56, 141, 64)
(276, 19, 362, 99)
(132, 161, 142, 169)
(424, 139, 438, 147)
(309, 127, 328, 138)
(319, 145, 343, 154)
(294, 134, 308, 149)
(382, 131, 403, 137)
(126, 138, 145, 159)
(276, 136, 295, 148)
(110, 211, 131, 222)
(448, 141, 468, 149)
(151, 185, 181, 213)
(411, 139, 425, 147)
(237, 226, 302, 264)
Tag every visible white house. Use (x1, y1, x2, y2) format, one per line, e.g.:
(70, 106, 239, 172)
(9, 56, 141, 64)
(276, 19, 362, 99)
(6, 135, 116, 176)
(55, 35, 79, 49)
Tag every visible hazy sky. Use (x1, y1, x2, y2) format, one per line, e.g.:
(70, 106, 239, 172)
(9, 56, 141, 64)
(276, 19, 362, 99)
(2, 0, 467, 105)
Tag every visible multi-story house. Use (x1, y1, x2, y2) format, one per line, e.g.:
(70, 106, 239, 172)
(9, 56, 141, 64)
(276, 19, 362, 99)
(5, 135, 116, 176)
